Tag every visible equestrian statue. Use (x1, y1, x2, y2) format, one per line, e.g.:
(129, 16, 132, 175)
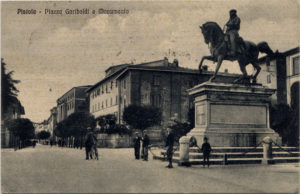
(199, 9, 274, 84)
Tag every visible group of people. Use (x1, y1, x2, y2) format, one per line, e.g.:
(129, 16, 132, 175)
(133, 127, 212, 168)
(133, 131, 150, 161)
(164, 128, 212, 168)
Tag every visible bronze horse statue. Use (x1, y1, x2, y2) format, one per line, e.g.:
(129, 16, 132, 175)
(199, 22, 274, 84)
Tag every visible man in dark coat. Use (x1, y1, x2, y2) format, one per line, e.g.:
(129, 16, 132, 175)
(142, 131, 150, 161)
(225, 9, 241, 56)
(133, 132, 141, 159)
(165, 127, 175, 168)
(85, 127, 98, 160)
(201, 137, 212, 167)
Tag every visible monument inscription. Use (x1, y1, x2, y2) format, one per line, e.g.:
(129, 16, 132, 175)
(210, 104, 267, 126)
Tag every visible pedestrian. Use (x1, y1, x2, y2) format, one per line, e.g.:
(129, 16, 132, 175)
(91, 132, 99, 160)
(85, 127, 95, 160)
(86, 127, 99, 160)
(165, 127, 175, 168)
(201, 137, 212, 167)
(142, 130, 150, 161)
(133, 132, 141, 159)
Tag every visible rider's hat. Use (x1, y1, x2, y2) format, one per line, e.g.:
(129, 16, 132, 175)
(229, 9, 237, 14)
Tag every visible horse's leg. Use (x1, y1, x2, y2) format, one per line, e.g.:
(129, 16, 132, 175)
(209, 55, 224, 82)
(234, 59, 248, 83)
(199, 56, 214, 73)
(251, 61, 261, 84)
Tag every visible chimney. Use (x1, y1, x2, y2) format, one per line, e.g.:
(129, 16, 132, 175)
(224, 69, 228, 73)
(202, 65, 208, 71)
(173, 59, 179, 67)
(163, 57, 169, 66)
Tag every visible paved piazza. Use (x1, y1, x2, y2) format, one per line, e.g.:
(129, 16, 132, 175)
(1, 144, 299, 193)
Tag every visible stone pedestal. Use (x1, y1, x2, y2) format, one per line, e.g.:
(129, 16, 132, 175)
(262, 136, 275, 164)
(178, 136, 190, 166)
(187, 82, 282, 147)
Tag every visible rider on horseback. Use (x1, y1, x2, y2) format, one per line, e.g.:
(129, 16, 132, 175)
(225, 9, 241, 57)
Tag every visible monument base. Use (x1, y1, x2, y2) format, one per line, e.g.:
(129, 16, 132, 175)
(187, 82, 282, 147)
(188, 127, 281, 147)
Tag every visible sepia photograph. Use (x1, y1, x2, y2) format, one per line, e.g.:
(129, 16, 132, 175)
(1, 0, 299, 193)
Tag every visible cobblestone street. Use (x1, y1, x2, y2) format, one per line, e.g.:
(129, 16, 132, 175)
(1, 144, 299, 193)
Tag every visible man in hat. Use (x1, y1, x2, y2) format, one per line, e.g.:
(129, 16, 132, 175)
(225, 9, 241, 56)
(85, 127, 98, 160)
(201, 137, 212, 167)
(142, 130, 150, 161)
(165, 127, 175, 168)
(133, 132, 141, 159)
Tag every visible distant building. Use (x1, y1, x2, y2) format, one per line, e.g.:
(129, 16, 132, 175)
(1, 98, 25, 148)
(257, 47, 299, 107)
(87, 58, 238, 141)
(56, 85, 91, 123)
(47, 107, 57, 139)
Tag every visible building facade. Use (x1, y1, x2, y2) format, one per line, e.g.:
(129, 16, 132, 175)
(87, 58, 239, 130)
(56, 86, 91, 123)
(257, 47, 299, 107)
(47, 107, 57, 139)
(1, 98, 25, 148)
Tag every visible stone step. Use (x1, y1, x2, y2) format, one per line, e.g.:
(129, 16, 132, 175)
(189, 146, 300, 153)
(153, 155, 300, 165)
(171, 151, 300, 159)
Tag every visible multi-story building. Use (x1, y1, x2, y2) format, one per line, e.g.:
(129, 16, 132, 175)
(47, 107, 57, 139)
(257, 47, 299, 107)
(56, 85, 91, 123)
(87, 58, 238, 129)
(1, 98, 25, 148)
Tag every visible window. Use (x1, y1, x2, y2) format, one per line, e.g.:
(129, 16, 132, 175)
(153, 75, 160, 86)
(111, 81, 113, 89)
(102, 102, 104, 109)
(97, 88, 100, 95)
(102, 85, 104, 94)
(292, 56, 299, 75)
(115, 81, 118, 88)
(123, 79, 126, 89)
(116, 96, 118, 105)
(106, 99, 108, 107)
(151, 95, 161, 107)
(267, 75, 271, 84)
(110, 97, 113, 106)
(98, 103, 100, 110)
(106, 84, 108, 93)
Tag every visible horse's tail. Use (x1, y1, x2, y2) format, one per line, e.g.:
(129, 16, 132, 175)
(257, 41, 274, 57)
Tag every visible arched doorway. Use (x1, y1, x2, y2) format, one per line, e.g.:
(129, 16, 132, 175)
(289, 82, 299, 145)
(290, 82, 299, 110)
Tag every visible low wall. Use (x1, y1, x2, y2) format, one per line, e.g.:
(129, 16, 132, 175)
(97, 134, 133, 148)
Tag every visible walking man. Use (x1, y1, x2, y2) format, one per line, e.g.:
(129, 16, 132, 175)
(142, 131, 150, 161)
(201, 137, 212, 167)
(85, 127, 98, 160)
(133, 132, 141, 159)
(165, 127, 175, 168)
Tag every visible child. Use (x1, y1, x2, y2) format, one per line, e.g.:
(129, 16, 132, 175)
(201, 137, 212, 167)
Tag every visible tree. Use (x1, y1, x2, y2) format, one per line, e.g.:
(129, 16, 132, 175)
(63, 112, 96, 148)
(37, 130, 51, 140)
(123, 105, 162, 131)
(1, 58, 20, 114)
(65, 112, 96, 137)
(270, 103, 299, 146)
(7, 118, 35, 149)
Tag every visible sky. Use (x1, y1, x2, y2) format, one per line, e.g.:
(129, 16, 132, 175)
(1, 0, 299, 123)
